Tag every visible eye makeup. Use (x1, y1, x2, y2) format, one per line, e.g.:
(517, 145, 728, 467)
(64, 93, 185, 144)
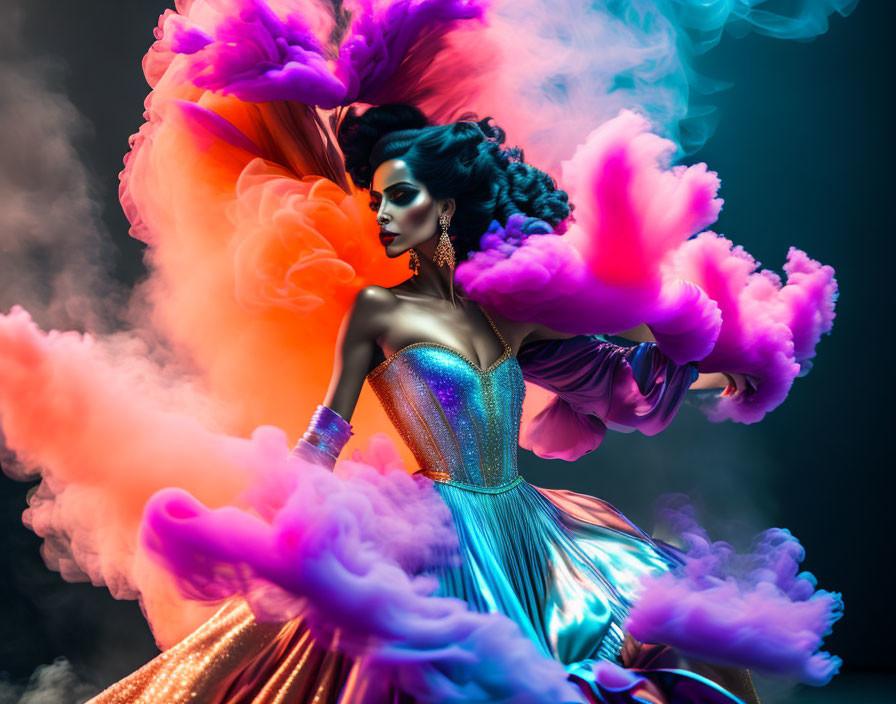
(369, 182, 420, 211)
(388, 187, 418, 205)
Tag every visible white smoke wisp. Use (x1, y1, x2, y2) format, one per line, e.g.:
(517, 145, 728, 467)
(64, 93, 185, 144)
(0, 3, 126, 334)
(0, 658, 99, 704)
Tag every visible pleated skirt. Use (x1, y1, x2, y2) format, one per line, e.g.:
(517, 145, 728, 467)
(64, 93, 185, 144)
(86, 479, 758, 704)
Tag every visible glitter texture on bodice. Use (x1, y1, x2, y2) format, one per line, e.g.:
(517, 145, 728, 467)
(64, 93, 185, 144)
(367, 309, 525, 491)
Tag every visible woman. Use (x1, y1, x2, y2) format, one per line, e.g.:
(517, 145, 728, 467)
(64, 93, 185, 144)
(81, 103, 768, 704)
(326, 106, 761, 700)
(0, 2, 842, 702)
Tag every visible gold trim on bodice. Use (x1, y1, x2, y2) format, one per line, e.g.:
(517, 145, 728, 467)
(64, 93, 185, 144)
(414, 469, 452, 482)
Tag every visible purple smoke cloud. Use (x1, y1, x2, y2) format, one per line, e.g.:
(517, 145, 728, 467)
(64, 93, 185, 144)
(162, 0, 485, 109)
(141, 428, 583, 703)
(626, 500, 843, 686)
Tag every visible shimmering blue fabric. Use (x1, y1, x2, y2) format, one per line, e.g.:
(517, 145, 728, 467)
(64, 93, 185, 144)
(368, 345, 675, 663)
(432, 478, 674, 664)
(367, 342, 748, 702)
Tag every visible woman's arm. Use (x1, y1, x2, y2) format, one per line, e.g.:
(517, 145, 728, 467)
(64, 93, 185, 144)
(292, 287, 395, 469)
(691, 371, 750, 396)
(323, 286, 396, 422)
(690, 372, 729, 391)
(609, 325, 751, 396)
(517, 321, 657, 347)
(293, 286, 395, 470)
(615, 323, 656, 343)
(514, 318, 746, 397)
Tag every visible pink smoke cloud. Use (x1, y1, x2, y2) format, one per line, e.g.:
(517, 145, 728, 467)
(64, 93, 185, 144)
(457, 109, 724, 365)
(666, 233, 837, 422)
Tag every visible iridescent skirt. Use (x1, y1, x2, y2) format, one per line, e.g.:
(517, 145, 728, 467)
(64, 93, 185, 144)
(86, 478, 758, 704)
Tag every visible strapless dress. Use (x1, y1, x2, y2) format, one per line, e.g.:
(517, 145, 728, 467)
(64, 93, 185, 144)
(86, 318, 758, 704)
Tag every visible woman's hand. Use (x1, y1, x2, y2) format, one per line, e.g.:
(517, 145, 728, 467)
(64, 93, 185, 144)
(690, 371, 756, 398)
(718, 372, 760, 398)
(719, 372, 748, 398)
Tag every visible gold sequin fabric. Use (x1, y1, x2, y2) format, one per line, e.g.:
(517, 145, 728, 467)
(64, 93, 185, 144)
(84, 600, 413, 704)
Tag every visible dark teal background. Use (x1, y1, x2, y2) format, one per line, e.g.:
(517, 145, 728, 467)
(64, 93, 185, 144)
(1, 1, 891, 699)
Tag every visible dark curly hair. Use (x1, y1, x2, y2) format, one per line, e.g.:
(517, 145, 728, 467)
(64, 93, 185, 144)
(336, 103, 572, 261)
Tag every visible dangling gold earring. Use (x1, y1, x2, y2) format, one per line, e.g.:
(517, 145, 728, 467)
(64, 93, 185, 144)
(433, 213, 455, 270)
(408, 247, 419, 274)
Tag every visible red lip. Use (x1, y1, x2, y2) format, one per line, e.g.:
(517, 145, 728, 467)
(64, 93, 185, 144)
(379, 233, 395, 245)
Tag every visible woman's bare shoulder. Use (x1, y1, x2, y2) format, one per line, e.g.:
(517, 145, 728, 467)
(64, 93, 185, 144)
(476, 306, 532, 350)
(355, 284, 400, 309)
(482, 306, 576, 350)
(343, 286, 401, 345)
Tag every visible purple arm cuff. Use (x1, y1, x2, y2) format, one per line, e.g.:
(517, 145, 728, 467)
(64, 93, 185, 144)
(292, 405, 353, 470)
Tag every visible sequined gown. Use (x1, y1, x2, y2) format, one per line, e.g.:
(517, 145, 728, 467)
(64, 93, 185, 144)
(87, 319, 758, 704)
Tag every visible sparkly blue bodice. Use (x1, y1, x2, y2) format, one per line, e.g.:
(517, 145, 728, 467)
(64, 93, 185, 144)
(367, 342, 525, 489)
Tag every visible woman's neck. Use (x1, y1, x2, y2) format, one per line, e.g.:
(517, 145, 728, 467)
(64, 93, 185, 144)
(406, 238, 462, 306)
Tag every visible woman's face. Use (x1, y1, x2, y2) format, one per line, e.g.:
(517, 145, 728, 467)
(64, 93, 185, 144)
(370, 159, 449, 257)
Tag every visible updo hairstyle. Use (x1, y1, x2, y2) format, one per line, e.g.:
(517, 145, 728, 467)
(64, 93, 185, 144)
(336, 103, 571, 261)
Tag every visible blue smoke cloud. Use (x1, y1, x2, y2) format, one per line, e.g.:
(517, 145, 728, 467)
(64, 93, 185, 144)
(606, 0, 859, 152)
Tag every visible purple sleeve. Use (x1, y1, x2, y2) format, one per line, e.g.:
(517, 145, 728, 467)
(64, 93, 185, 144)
(517, 336, 699, 460)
